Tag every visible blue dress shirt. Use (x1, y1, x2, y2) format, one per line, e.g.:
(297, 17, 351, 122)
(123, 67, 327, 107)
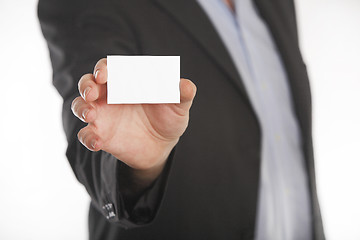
(196, 0, 312, 239)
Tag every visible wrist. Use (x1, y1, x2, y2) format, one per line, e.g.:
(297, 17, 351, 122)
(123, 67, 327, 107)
(114, 138, 177, 189)
(129, 139, 177, 186)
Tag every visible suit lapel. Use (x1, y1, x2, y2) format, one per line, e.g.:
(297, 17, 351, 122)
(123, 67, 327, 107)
(253, 0, 310, 143)
(153, 0, 251, 104)
(253, 0, 313, 184)
(153, 0, 308, 138)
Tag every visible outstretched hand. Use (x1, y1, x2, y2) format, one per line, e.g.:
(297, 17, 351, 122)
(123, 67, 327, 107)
(71, 58, 197, 174)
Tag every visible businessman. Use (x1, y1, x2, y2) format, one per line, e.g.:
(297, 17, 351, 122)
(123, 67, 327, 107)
(39, 0, 325, 239)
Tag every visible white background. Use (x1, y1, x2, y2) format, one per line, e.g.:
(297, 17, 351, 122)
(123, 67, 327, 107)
(0, 0, 359, 239)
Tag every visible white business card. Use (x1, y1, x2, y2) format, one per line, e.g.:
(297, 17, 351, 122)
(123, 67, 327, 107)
(107, 55, 180, 104)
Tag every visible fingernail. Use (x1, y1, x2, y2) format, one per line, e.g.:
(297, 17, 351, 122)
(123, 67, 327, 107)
(94, 70, 99, 80)
(91, 140, 97, 150)
(83, 87, 91, 100)
(82, 109, 89, 120)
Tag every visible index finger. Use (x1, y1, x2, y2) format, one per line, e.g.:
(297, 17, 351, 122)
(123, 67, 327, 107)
(93, 58, 108, 84)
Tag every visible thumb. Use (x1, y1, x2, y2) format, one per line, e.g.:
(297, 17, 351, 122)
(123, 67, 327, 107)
(178, 78, 197, 110)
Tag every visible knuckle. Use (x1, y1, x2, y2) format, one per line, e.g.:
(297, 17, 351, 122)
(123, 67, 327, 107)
(79, 74, 93, 88)
(85, 109, 95, 122)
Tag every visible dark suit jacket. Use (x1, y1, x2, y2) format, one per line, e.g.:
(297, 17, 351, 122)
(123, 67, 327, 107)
(38, 0, 325, 239)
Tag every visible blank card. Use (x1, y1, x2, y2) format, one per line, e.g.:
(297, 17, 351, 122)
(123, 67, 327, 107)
(107, 55, 180, 104)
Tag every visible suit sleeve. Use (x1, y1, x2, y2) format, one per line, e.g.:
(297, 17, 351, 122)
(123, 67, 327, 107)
(38, 0, 173, 228)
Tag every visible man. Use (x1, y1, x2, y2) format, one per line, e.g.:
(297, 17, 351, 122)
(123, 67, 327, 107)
(38, 0, 325, 239)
